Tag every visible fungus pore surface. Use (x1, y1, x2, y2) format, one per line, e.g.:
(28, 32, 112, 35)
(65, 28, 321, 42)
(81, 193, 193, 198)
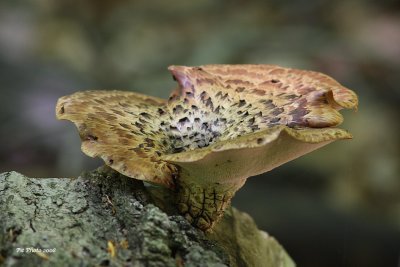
(56, 64, 358, 230)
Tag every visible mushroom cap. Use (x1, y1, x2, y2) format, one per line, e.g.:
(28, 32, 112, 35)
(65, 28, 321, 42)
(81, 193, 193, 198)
(56, 64, 358, 188)
(56, 90, 176, 188)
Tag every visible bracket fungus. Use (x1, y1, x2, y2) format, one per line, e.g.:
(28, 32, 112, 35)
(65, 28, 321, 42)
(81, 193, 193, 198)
(56, 64, 358, 231)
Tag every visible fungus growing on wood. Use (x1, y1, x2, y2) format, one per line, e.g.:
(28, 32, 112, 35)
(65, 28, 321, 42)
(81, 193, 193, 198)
(56, 64, 358, 231)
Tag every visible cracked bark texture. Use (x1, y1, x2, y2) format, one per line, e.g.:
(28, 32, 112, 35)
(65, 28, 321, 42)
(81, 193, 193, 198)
(0, 168, 295, 267)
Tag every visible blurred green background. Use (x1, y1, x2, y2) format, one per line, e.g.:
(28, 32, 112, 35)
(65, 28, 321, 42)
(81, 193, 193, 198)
(0, 0, 399, 266)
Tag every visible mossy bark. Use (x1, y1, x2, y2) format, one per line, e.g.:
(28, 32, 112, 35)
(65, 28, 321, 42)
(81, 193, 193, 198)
(0, 168, 295, 267)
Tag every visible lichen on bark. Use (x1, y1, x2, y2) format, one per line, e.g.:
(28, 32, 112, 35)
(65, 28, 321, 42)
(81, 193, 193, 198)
(0, 168, 294, 267)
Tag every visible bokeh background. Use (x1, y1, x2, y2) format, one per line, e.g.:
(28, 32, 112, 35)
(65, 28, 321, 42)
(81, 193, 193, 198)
(1, 0, 399, 266)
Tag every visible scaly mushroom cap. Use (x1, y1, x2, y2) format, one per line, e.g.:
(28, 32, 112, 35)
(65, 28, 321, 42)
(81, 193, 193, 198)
(56, 64, 358, 230)
(162, 65, 357, 182)
(57, 91, 177, 188)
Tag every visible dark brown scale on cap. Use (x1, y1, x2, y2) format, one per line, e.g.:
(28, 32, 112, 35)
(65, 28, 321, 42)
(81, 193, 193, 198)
(271, 107, 284, 116)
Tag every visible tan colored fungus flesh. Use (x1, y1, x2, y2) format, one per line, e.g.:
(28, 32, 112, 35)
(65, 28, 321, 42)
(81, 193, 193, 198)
(56, 64, 358, 231)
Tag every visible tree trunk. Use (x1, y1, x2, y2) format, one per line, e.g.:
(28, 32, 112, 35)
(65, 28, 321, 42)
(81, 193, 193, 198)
(0, 167, 295, 267)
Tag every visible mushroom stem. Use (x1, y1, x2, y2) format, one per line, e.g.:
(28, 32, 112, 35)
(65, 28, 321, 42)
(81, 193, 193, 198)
(176, 176, 246, 231)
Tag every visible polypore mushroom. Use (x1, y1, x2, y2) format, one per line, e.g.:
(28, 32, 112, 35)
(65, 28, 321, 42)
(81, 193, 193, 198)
(56, 64, 358, 231)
